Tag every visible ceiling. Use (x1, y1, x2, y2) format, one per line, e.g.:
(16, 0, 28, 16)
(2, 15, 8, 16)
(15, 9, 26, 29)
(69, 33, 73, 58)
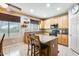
(11, 3, 73, 19)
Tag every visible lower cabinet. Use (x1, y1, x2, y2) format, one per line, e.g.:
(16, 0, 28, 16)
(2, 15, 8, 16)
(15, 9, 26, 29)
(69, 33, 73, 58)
(47, 39, 58, 56)
(58, 34, 68, 46)
(61, 35, 68, 46)
(58, 35, 62, 44)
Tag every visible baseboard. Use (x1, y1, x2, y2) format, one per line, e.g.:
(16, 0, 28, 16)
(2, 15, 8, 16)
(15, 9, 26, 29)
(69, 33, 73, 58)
(58, 43, 68, 47)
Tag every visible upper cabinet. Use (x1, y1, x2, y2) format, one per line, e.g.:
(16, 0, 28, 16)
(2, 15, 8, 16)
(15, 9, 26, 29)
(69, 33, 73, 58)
(39, 15, 68, 29)
(56, 15, 68, 28)
(62, 15, 68, 28)
(50, 18, 58, 24)
(44, 19, 51, 29)
(56, 17, 63, 28)
(39, 20, 45, 29)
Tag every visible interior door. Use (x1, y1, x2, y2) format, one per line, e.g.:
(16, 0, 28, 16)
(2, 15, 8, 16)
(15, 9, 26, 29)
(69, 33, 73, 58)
(76, 19, 79, 53)
(69, 4, 79, 54)
(70, 17, 77, 50)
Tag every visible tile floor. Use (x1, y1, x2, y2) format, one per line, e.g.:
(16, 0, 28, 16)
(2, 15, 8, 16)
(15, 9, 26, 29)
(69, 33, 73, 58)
(3, 42, 79, 56)
(3, 42, 28, 56)
(58, 45, 79, 56)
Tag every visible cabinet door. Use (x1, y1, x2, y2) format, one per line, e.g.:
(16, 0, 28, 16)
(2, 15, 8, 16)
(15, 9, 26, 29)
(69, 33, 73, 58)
(57, 17, 63, 28)
(62, 16, 68, 28)
(61, 35, 68, 46)
(39, 20, 45, 29)
(44, 20, 50, 28)
(58, 34, 62, 44)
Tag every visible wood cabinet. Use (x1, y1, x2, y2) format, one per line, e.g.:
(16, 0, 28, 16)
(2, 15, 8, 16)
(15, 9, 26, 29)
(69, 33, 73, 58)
(62, 16, 68, 28)
(50, 15, 68, 28)
(39, 20, 45, 29)
(39, 15, 68, 46)
(61, 35, 68, 46)
(56, 17, 63, 28)
(43, 39, 58, 56)
(39, 15, 68, 29)
(57, 34, 62, 44)
(47, 39, 58, 56)
(44, 19, 51, 29)
(58, 34, 68, 46)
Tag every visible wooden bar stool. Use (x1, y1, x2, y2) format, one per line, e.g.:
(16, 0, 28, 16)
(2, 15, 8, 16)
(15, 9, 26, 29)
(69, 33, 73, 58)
(0, 33, 5, 56)
(27, 34, 49, 56)
(27, 34, 40, 56)
(33, 35, 49, 56)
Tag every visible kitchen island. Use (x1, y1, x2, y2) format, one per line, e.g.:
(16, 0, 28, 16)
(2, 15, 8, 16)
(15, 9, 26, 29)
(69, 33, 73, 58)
(23, 32, 58, 56)
(38, 35, 58, 56)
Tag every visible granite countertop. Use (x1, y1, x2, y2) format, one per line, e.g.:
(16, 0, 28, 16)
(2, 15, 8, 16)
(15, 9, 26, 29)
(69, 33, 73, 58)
(39, 35, 57, 43)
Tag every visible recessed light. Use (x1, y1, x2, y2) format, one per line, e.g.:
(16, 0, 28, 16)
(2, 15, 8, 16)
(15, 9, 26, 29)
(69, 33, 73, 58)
(43, 15, 46, 17)
(30, 9, 34, 13)
(46, 3, 50, 7)
(57, 8, 61, 11)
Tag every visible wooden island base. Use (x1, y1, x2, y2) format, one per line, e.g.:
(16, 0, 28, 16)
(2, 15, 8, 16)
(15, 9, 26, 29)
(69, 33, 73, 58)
(40, 39, 58, 56)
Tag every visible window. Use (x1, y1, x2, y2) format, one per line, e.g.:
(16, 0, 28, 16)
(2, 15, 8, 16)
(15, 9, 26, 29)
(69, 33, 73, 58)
(30, 20, 39, 32)
(9, 22, 20, 38)
(0, 21, 8, 38)
(0, 21, 20, 39)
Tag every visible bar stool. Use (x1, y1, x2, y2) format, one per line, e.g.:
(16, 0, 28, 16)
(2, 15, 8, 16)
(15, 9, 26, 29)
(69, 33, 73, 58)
(0, 33, 5, 56)
(31, 35, 41, 56)
(33, 35, 49, 56)
(27, 33, 31, 56)
(27, 33, 40, 56)
(27, 34, 49, 56)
